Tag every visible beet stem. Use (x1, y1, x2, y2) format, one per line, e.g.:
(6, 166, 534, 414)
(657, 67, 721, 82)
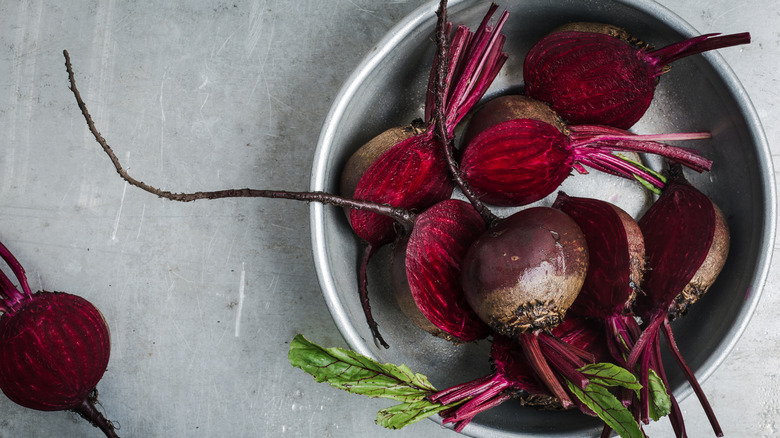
(445, 380, 509, 422)
(570, 132, 713, 173)
(519, 332, 574, 408)
(0, 239, 34, 305)
(648, 32, 751, 71)
(0, 267, 23, 311)
(64, 51, 418, 230)
(429, 373, 496, 405)
(662, 318, 722, 437)
(73, 395, 120, 438)
(538, 340, 590, 391)
(626, 315, 664, 370)
(538, 332, 594, 366)
(651, 334, 688, 438)
(357, 244, 389, 349)
(576, 150, 666, 190)
(445, 392, 513, 433)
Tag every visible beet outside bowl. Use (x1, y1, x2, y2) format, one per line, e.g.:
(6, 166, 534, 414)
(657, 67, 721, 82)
(309, 0, 775, 436)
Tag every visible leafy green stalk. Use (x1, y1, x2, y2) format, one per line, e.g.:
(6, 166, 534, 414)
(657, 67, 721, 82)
(569, 363, 645, 438)
(646, 369, 672, 421)
(288, 334, 436, 402)
(288, 334, 462, 429)
(567, 381, 644, 438)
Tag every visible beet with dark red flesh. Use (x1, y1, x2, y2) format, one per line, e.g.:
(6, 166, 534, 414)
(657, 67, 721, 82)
(524, 23, 751, 129)
(0, 241, 118, 438)
(461, 206, 591, 407)
(336, 5, 508, 348)
(551, 192, 652, 435)
(552, 192, 644, 359)
(459, 95, 713, 206)
(391, 199, 491, 343)
(627, 165, 730, 437)
(553, 192, 643, 319)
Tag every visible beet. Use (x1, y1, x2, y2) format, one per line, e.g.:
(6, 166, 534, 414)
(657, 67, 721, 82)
(0, 241, 118, 438)
(627, 165, 730, 437)
(461, 206, 590, 406)
(553, 193, 643, 318)
(551, 192, 644, 363)
(459, 95, 713, 206)
(524, 23, 751, 129)
(391, 199, 491, 343)
(461, 206, 588, 337)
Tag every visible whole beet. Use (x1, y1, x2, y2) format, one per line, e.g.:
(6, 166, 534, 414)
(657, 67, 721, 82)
(461, 206, 589, 337)
(460, 206, 590, 408)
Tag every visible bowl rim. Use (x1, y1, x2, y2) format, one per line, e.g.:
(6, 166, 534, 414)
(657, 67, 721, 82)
(310, 0, 776, 435)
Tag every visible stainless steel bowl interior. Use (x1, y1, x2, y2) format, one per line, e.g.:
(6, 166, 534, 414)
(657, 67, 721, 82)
(310, 0, 776, 436)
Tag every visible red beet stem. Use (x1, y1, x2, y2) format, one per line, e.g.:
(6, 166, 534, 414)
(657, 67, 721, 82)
(0, 240, 34, 307)
(519, 332, 574, 408)
(647, 32, 751, 73)
(432, 3, 505, 227)
(441, 376, 510, 423)
(604, 314, 641, 368)
(428, 373, 497, 405)
(651, 330, 688, 438)
(427, 3, 508, 136)
(574, 149, 667, 189)
(662, 318, 723, 436)
(569, 130, 713, 173)
(538, 332, 594, 365)
(444, 8, 508, 131)
(449, 393, 513, 432)
(0, 268, 22, 311)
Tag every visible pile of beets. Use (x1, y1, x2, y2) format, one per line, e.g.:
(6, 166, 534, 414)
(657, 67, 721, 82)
(334, 3, 745, 437)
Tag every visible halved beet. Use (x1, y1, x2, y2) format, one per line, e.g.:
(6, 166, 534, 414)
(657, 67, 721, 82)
(459, 95, 712, 206)
(524, 23, 750, 129)
(391, 199, 491, 343)
(628, 165, 730, 437)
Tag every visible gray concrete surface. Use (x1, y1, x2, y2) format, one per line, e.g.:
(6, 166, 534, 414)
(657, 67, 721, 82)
(0, 1, 777, 437)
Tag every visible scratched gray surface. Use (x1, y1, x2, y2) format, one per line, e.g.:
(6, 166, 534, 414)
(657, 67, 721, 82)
(0, 1, 777, 437)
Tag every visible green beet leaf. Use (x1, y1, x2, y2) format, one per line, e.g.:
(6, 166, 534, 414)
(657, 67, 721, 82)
(288, 334, 436, 403)
(647, 369, 672, 421)
(580, 362, 642, 391)
(567, 380, 644, 438)
(376, 399, 455, 429)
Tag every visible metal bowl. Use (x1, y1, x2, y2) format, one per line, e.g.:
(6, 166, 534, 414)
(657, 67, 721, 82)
(310, 0, 776, 436)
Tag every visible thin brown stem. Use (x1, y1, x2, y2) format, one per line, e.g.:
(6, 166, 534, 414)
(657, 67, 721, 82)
(73, 391, 120, 438)
(63, 50, 416, 231)
(358, 243, 389, 349)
